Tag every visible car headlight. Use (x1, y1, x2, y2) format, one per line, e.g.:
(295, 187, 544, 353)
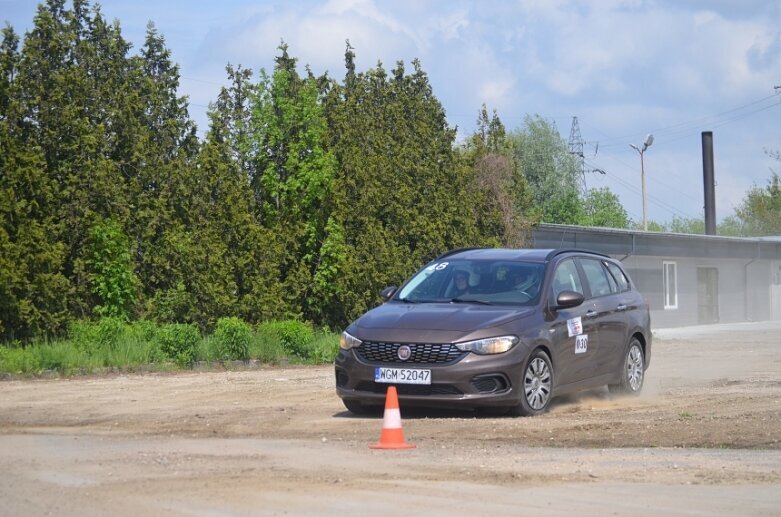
(455, 335, 518, 355)
(339, 331, 362, 350)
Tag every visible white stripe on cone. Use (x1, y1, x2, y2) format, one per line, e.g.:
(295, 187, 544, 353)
(382, 408, 402, 429)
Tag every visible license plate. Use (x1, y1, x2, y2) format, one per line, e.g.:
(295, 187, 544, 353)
(375, 367, 431, 385)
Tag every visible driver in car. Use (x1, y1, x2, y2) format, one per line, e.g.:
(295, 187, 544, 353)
(452, 270, 470, 297)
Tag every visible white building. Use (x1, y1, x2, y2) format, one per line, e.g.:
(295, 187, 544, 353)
(532, 224, 781, 328)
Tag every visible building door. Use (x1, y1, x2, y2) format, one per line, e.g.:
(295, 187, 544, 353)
(772, 262, 781, 320)
(697, 267, 719, 324)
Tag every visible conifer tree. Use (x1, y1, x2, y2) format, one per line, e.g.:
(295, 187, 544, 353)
(11, 1, 135, 317)
(0, 21, 71, 340)
(323, 46, 483, 324)
(190, 69, 297, 325)
(130, 22, 200, 322)
(0, 24, 18, 115)
(3, 2, 202, 332)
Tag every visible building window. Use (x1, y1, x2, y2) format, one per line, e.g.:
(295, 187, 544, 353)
(663, 261, 678, 310)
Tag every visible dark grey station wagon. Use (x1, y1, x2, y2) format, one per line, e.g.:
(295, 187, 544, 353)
(335, 248, 651, 416)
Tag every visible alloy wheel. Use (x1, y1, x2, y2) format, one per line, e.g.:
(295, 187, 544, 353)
(626, 344, 644, 391)
(524, 357, 552, 410)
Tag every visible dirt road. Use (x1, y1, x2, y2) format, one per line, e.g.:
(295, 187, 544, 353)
(1, 322, 780, 515)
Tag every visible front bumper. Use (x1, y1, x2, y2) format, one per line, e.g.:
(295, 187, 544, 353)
(334, 344, 530, 410)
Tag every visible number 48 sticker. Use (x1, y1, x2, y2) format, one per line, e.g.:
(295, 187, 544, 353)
(426, 261, 449, 271)
(575, 334, 588, 354)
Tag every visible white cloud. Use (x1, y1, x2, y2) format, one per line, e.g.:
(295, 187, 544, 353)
(196, 0, 427, 78)
(693, 10, 718, 26)
(135, 0, 781, 223)
(484, 1, 779, 110)
(317, 0, 425, 51)
(433, 9, 470, 42)
(665, 11, 776, 99)
(478, 78, 516, 108)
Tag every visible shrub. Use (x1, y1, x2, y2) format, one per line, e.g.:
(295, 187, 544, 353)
(247, 331, 285, 363)
(68, 320, 100, 352)
(86, 219, 138, 319)
(144, 282, 194, 326)
(69, 317, 127, 353)
(213, 317, 251, 361)
(95, 317, 127, 348)
(258, 320, 315, 360)
(307, 332, 340, 363)
(126, 320, 158, 342)
(62, 318, 160, 368)
(157, 323, 200, 367)
(0, 346, 38, 373)
(33, 342, 80, 371)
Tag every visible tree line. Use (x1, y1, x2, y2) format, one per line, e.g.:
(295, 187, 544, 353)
(2, 1, 777, 342)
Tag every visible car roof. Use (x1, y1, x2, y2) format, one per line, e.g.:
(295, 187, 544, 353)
(436, 248, 609, 262)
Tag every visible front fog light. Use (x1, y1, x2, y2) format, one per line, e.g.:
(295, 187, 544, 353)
(455, 335, 518, 355)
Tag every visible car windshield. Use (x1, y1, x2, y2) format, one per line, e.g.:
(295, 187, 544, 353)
(395, 259, 544, 306)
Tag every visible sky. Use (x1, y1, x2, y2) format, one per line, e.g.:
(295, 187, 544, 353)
(3, 0, 780, 225)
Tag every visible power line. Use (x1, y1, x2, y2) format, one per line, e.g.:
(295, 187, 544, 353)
(594, 149, 700, 204)
(584, 157, 701, 221)
(181, 75, 229, 87)
(589, 151, 702, 219)
(658, 101, 781, 145)
(595, 93, 780, 148)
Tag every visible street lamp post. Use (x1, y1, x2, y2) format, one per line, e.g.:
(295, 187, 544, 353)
(630, 134, 654, 231)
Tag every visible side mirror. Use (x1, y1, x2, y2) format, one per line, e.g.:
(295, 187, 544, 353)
(553, 290, 584, 310)
(380, 286, 397, 302)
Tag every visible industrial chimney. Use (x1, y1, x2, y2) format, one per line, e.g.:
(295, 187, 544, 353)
(702, 131, 716, 235)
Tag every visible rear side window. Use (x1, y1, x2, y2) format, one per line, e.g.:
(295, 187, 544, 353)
(580, 258, 616, 298)
(605, 262, 630, 292)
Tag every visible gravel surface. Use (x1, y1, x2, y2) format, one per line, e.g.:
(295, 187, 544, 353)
(1, 322, 780, 515)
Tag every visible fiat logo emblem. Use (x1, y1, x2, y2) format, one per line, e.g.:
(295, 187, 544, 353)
(397, 345, 411, 361)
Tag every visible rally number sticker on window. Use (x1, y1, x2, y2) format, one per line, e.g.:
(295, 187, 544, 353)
(575, 334, 588, 354)
(426, 262, 449, 271)
(567, 316, 583, 337)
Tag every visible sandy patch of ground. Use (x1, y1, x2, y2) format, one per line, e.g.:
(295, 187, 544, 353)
(1, 322, 780, 515)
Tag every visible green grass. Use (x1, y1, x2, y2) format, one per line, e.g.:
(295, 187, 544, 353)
(247, 331, 287, 364)
(0, 318, 340, 376)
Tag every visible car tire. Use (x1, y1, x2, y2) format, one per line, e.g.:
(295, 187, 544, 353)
(608, 337, 645, 395)
(477, 406, 511, 417)
(342, 399, 369, 415)
(342, 399, 382, 415)
(509, 349, 553, 417)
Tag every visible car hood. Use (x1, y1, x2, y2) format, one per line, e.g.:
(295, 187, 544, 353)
(353, 302, 534, 333)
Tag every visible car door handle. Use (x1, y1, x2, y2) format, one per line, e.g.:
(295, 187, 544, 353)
(616, 304, 627, 311)
(585, 310, 597, 318)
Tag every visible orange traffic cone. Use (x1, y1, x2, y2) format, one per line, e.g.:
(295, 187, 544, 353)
(369, 386, 416, 449)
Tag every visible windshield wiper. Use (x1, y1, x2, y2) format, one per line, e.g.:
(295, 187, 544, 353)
(450, 297, 493, 305)
(397, 297, 420, 304)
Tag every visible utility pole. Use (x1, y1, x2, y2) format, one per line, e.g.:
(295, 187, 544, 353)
(629, 134, 655, 231)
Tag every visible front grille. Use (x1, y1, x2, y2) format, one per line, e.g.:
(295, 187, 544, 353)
(356, 381, 463, 396)
(356, 341, 466, 365)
